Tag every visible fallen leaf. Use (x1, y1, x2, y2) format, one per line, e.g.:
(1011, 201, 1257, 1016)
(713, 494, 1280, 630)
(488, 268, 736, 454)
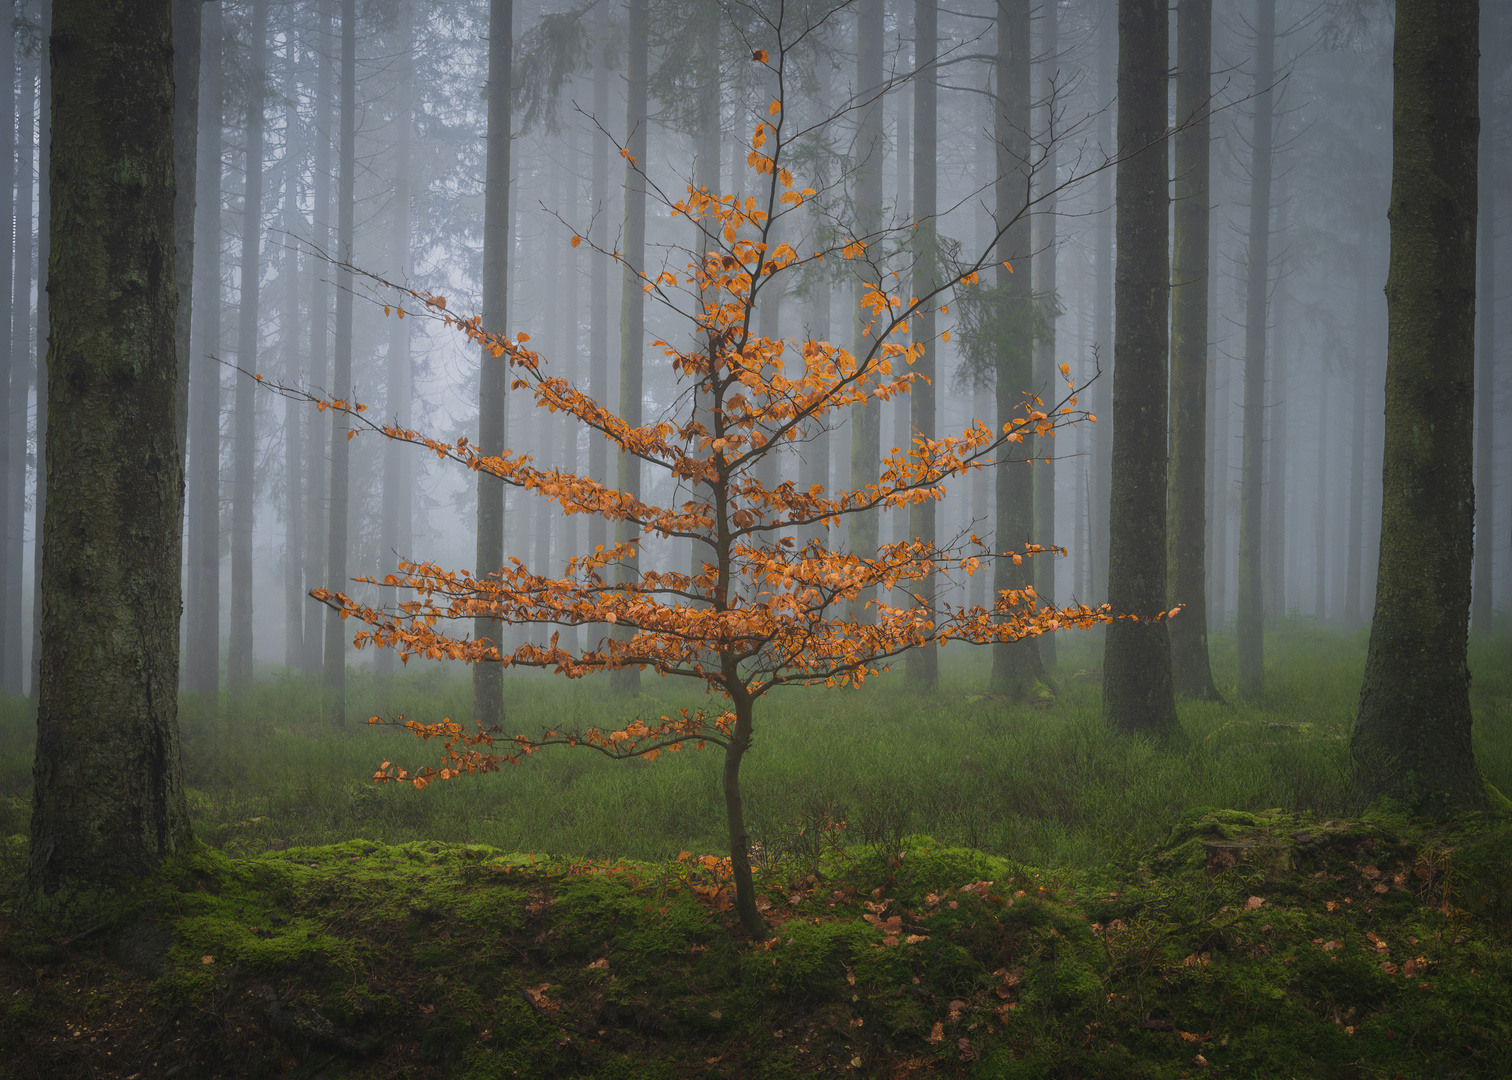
(1245, 896, 1265, 911)
(927, 1021, 945, 1044)
(587, 958, 609, 971)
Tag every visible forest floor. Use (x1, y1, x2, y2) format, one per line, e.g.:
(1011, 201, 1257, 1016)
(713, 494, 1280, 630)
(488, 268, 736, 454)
(0, 622, 1509, 1079)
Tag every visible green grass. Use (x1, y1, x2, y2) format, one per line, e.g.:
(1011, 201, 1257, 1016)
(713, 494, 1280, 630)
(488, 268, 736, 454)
(1, 620, 1508, 871)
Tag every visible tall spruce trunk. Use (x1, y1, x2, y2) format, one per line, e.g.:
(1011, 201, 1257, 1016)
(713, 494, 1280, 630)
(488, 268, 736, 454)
(28, 0, 191, 913)
(1314, 368, 1328, 619)
(1102, 0, 1178, 736)
(905, 0, 938, 689)
(1471, 6, 1496, 639)
(7, 46, 37, 693)
(1167, 0, 1219, 698)
(322, 0, 356, 724)
(474, 0, 512, 722)
(378, 0, 414, 681)
(229, 0, 270, 692)
(610, 0, 647, 694)
(1236, 0, 1274, 702)
(29, 0, 51, 697)
(0, 0, 14, 681)
(1352, 0, 1485, 814)
(303, 0, 333, 676)
(1031, 0, 1058, 673)
(282, 36, 305, 672)
(989, 0, 1046, 698)
(1344, 262, 1369, 624)
(1090, 11, 1114, 606)
(1265, 198, 1288, 624)
(588, 6, 610, 558)
(186, 2, 224, 698)
(848, 0, 883, 622)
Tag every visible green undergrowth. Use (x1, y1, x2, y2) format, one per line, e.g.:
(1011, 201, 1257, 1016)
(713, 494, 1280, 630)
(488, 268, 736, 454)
(2, 805, 1511, 1079)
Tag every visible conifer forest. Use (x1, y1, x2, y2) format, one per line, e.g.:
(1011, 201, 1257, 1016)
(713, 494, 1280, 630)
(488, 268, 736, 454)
(1, 0, 1511, 1077)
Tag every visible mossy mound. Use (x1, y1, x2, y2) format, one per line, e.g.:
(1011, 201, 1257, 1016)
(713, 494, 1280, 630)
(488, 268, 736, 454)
(2, 814, 1510, 1078)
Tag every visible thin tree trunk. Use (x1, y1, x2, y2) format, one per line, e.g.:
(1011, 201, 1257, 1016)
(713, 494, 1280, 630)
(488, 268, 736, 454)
(186, 2, 224, 699)
(378, 0, 413, 680)
(474, 0, 512, 722)
(29, 0, 51, 697)
(588, 6, 609, 558)
(1031, 0, 1058, 673)
(1311, 367, 1327, 623)
(1236, 0, 1274, 702)
(1090, 10, 1114, 607)
(282, 32, 305, 672)
(906, 0, 938, 689)
(322, 0, 355, 724)
(1265, 184, 1289, 624)
(228, 0, 269, 692)
(991, 0, 1046, 698)
(1352, 0, 1484, 813)
(1344, 260, 1368, 625)
(610, 0, 647, 695)
(303, 0, 333, 676)
(848, 0, 883, 623)
(7, 46, 37, 693)
(0, 0, 15, 681)
(1102, 0, 1178, 736)
(28, 0, 191, 907)
(1167, 0, 1219, 698)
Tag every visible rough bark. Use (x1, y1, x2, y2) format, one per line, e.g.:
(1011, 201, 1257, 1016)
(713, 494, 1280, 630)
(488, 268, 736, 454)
(1471, 4, 1496, 639)
(322, 0, 355, 725)
(1102, 0, 1178, 736)
(185, 1, 223, 699)
(228, 0, 269, 693)
(847, 0, 882, 623)
(1351, 0, 1484, 815)
(0, 0, 15, 683)
(474, 0, 511, 722)
(172, 0, 201, 455)
(990, 0, 1046, 698)
(1236, 0, 1274, 702)
(609, 0, 646, 695)
(1167, 0, 1219, 698)
(27, 0, 192, 913)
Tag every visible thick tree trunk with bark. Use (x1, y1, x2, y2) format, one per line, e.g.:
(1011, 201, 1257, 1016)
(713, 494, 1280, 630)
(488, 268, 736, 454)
(1236, 0, 1274, 701)
(172, 0, 202, 453)
(0, 1, 14, 683)
(1352, 0, 1485, 815)
(990, 0, 1046, 699)
(1102, 0, 1178, 737)
(1471, 4, 1496, 639)
(229, 0, 270, 693)
(474, 0, 512, 722)
(322, 0, 356, 725)
(28, 0, 192, 915)
(1167, 0, 1219, 699)
(610, 0, 647, 694)
(906, 0, 938, 690)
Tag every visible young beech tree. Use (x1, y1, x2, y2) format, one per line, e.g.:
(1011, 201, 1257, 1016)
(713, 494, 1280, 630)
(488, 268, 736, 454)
(278, 41, 1157, 939)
